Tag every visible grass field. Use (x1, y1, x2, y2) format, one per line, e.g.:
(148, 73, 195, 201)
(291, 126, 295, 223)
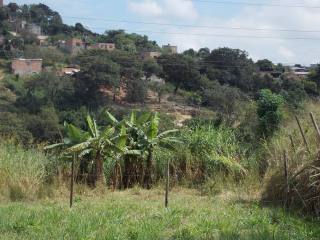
(0, 188, 319, 240)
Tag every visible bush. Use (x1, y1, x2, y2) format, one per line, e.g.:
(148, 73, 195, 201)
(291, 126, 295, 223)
(257, 89, 284, 138)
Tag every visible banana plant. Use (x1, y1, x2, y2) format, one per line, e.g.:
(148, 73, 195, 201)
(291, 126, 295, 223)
(140, 112, 181, 188)
(107, 111, 181, 188)
(46, 114, 128, 186)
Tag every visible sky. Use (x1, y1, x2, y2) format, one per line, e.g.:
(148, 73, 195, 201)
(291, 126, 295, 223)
(7, 0, 320, 65)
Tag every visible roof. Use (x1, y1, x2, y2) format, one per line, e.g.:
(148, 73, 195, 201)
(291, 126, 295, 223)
(13, 58, 43, 61)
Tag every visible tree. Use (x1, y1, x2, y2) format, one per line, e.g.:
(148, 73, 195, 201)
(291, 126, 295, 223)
(202, 83, 244, 125)
(203, 47, 257, 92)
(280, 73, 307, 109)
(309, 64, 320, 88)
(143, 60, 162, 80)
(15, 72, 75, 111)
(159, 54, 201, 93)
(149, 81, 169, 103)
(126, 76, 148, 103)
(256, 59, 274, 72)
(257, 89, 284, 138)
(198, 48, 210, 59)
(75, 55, 120, 107)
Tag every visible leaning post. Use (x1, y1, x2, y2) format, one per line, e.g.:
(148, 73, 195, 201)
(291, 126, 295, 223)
(70, 154, 75, 208)
(310, 112, 320, 144)
(295, 116, 310, 154)
(165, 159, 170, 208)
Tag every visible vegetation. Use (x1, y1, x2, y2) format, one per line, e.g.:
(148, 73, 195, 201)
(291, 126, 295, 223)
(1, 189, 320, 240)
(0, 2, 320, 239)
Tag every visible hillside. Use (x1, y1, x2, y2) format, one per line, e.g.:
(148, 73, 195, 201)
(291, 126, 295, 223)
(0, 2, 320, 237)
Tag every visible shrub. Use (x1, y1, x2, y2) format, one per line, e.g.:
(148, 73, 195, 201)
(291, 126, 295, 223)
(257, 89, 284, 138)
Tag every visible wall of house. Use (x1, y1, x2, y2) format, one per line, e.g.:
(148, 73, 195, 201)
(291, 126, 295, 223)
(12, 59, 43, 76)
(87, 43, 115, 51)
(26, 24, 41, 35)
(162, 45, 178, 54)
(64, 39, 85, 55)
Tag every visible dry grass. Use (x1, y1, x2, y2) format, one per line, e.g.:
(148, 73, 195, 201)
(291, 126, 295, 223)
(262, 100, 320, 215)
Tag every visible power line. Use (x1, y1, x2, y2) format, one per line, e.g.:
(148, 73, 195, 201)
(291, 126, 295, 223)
(189, 0, 320, 9)
(74, 0, 320, 9)
(83, 26, 320, 41)
(64, 16, 320, 34)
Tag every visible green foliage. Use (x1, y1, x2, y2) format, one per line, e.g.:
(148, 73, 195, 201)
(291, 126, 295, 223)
(182, 125, 247, 178)
(256, 59, 274, 72)
(202, 83, 244, 124)
(75, 53, 120, 107)
(159, 54, 202, 93)
(257, 89, 284, 138)
(204, 48, 257, 92)
(125, 77, 148, 103)
(104, 30, 160, 53)
(23, 45, 69, 66)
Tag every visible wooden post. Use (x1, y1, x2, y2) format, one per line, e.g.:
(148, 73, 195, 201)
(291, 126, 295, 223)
(283, 150, 289, 208)
(289, 135, 295, 152)
(295, 116, 310, 154)
(310, 112, 320, 144)
(165, 159, 170, 208)
(70, 154, 75, 208)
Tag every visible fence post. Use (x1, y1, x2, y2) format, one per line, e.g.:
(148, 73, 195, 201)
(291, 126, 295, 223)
(310, 112, 320, 144)
(165, 159, 170, 208)
(289, 135, 296, 152)
(295, 116, 310, 154)
(283, 150, 289, 208)
(70, 154, 75, 208)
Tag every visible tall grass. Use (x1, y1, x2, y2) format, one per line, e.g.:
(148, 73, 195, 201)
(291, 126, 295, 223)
(0, 139, 50, 201)
(153, 125, 251, 186)
(262, 101, 320, 215)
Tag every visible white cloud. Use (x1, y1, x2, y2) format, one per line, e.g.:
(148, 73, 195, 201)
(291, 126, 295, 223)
(128, 0, 163, 17)
(128, 0, 198, 20)
(157, 0, 320, 64)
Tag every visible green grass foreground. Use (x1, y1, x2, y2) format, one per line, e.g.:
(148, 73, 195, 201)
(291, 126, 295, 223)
(0, 188, 319, 240)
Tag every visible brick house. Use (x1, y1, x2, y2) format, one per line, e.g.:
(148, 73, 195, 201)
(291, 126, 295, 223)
(0, 0, 3, 7)
(87, 43, 115, 51)
(63, 38, 85, 55)
(162, 44, 178, 54)
(12, 58, 43, 76)
(140, 51, 161, 60)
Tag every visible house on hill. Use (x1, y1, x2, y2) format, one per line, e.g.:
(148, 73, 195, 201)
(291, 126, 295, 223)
(37, 35, 49, 46)
(87, 43, 115, 51)
(12, 58, 43, 76)
(162, 44, 178, 54)
(291, 66, 310, 77)
(57, 65, 81, 76)
(62, 38, 85, 55)
(140, 51, 161, 60)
